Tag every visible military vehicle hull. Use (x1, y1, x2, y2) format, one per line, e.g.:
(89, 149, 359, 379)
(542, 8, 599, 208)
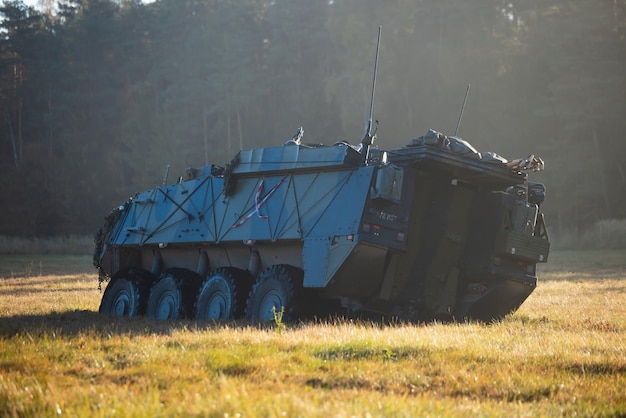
(95, 135, 549, 323)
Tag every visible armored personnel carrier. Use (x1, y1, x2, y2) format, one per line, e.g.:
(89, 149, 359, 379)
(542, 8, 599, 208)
(94, 30, 549, 323)
(94, 124, 549, 323)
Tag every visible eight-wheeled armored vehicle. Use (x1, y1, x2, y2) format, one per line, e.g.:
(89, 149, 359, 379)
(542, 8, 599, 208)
(94, 125, 550, 323)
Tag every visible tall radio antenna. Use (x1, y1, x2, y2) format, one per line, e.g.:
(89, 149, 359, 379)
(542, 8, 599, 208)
(360, 26, 382, 164)
(454, 84, 470, 136)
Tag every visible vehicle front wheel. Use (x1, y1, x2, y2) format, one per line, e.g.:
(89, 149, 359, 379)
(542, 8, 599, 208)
(99, 278, 141, 317)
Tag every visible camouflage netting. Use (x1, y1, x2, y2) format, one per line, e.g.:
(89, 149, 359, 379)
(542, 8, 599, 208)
(222, 153, 240, 197)
(409, 129, 544, 172)
(93, 204, 125, 286)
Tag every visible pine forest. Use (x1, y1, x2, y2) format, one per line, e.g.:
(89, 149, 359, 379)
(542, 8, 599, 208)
(1, 0, 625, 238)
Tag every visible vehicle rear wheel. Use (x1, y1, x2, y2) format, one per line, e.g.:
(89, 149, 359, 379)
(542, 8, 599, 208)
(245, 265, 302, 322)
(99, 278, 141, 317)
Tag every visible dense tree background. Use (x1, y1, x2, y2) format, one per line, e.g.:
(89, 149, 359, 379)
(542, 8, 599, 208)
(0, 0, 624, 237)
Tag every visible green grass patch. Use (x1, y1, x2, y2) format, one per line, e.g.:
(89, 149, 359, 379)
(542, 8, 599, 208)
(551, 218, 626, 250)
(0, 255, 93, 278)
(0, 251, 625, 417)
(0, 235, 93, 256)
(540, 249, 625, 278)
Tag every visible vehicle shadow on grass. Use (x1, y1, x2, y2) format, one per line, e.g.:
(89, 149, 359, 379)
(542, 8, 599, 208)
(0, 310, 254, 338)
(0, 309, 428, 338)
(0, 310, 171, 337)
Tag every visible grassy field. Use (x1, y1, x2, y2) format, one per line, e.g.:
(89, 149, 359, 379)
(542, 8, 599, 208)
(1, 251, 625, 417)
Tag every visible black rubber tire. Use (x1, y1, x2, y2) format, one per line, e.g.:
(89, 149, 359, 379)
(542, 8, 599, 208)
(196, 268, 237, 320)
(147, 268, 202, 320)
(99, 278, 141, 317)
(196, 268, 253, 320)
(245, 265, 302, 322)
(147, 273, 183, 320)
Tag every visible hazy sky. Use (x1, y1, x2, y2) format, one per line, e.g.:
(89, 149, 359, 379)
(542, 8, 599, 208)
(22, 1, 55, 9)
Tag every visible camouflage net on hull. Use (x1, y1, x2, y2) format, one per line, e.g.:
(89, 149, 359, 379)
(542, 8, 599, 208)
(93, 205, 124, 288)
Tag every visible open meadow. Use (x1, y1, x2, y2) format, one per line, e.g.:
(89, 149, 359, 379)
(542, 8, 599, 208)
(1, 251, 625, 417)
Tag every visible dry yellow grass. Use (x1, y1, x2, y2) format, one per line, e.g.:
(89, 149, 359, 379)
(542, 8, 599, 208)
(1, 251, 625, 417)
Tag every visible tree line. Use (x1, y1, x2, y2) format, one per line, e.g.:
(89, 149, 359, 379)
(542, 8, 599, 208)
(1, 0, 625, 236)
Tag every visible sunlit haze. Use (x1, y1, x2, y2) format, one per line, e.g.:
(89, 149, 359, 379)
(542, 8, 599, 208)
(22, 0, 155, 8)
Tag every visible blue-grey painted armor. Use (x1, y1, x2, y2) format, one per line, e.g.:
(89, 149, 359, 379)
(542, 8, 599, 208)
(95, 132, 550, 322)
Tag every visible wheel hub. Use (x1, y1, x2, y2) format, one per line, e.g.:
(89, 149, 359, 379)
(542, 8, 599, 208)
(259, 290, 283, 321)
(156, 292, 177, 319)
(207, 293, 227, 318)
(112, 291, 131, 316)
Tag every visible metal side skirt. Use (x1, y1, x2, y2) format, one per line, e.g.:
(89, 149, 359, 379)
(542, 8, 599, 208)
(303, 237, 357, 288)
